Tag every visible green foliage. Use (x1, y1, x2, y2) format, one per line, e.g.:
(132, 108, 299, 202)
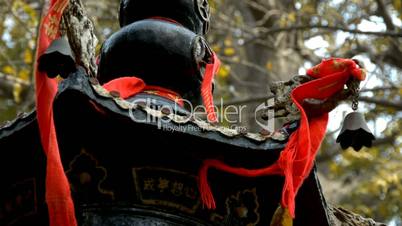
(0, 0, 38, 122)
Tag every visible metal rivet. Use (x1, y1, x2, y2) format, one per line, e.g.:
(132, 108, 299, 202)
(236, 127, 247, 135)
(161, 108, 171, 115)
(260, 129, 271, 136)
(110, 90, 120, 98)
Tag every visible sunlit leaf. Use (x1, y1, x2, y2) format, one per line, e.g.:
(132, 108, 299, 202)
(18, 69, 30, 81)
(218, 64, 230, 78)
(3, 65, 16, 75)
(12, 83, 22, 103)
(24, 49, 32, 64)
(224, 38, 233, 47)
(288, 12, 296, 23)
(224, 47, 235, 56)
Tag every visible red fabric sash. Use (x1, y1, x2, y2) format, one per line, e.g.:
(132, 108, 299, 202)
(34, 8, 220, 224)
(102, 77, 146, 98)
(102, 76, 184, 106)
(198, 58, 366, 218)
(201, 52, 221, 122)
(34, 0, 77, 225)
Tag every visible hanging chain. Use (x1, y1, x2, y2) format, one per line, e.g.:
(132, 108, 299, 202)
(352, 91, 359, 111)
(350, 79, 360, 111)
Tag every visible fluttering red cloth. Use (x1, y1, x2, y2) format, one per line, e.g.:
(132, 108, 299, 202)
(201, 52, 221, 122)
(102, 76, 184, 106)
(34, 0, 77, 225)
(198, 58, 366, 218)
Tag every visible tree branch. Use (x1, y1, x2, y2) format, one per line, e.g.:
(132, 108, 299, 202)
(317, 128, 398, 164)
(246, 24, 402, 44)
(360, 86, 398, 93)
(229, 69, 267, 88)
(317, 135, 397, 163)
(375, 0, 396, 31)
(220, 56, 271, 76)
(0, 72, 30, 86)
(359, 96, 402, 111)
(61, 0, 98, 76)
(221, 93, 402, 111)
(221, 94, 274, 107)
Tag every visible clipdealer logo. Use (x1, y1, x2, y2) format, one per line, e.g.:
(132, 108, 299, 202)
(128, 97, 275, 132)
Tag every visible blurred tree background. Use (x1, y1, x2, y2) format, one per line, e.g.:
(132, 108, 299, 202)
(0, 0, 401, 224)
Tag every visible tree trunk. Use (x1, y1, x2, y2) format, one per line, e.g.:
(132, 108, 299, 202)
(61, 0, 98, 76)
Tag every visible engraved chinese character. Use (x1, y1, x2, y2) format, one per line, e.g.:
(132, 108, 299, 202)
(158, 178, 169, 192)
(170, 181, 184, 196)
(143, 178, 155, 191)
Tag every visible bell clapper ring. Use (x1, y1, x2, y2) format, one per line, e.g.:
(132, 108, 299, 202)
(349, 78, 360, 111)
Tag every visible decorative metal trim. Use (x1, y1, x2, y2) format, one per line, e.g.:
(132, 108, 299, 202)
(89, 81, 274, 143)
(195, 0, 210, 33)
(195, 0, 211, 22)
(224, 188, 260, 226)
(66, 149, 115, 200)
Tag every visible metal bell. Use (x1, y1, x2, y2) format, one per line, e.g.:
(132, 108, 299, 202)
(38, 36, 76, 78)
(336, 112, 375, 151)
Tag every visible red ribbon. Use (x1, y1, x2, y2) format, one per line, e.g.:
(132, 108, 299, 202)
(198, 58, 365, 218)
(102, 76, 184, 106)
(34, 0, 77, 225)
(201, 52, 221, 122)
